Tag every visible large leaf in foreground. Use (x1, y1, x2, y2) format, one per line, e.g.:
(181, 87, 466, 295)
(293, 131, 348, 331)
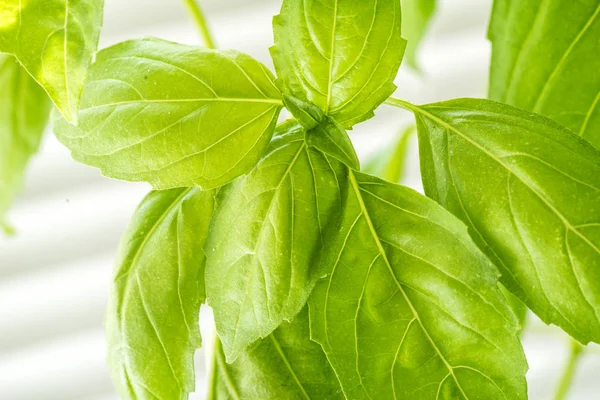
(0, 0, 104, 122)
(106, 187, 214, 399)
(309, 169, 527, 399)
(54, 38, 283, 189)
(271, 0, 405, 128)
(405, 97, 600, 344)
(206, 121, 348, 361)
(488, 0, 600, 147)
(208, 308, 344, 400)
(0, 54, 51, 230)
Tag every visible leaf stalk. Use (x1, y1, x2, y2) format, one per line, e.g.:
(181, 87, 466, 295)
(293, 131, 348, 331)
(183, 0, 217, 49)
(554, 339, 585, 400)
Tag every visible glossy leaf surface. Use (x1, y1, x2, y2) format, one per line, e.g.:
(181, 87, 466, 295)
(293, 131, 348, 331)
(54, 38, 283, 189)
(106, 187, 215, 399)
(489, 0, 600, 147)
(208, 308, 344, 400)
(0, 54, 51, 230)
(309, 169, 527, 399)
(206, 122, 347, 361)
(409, 97, 600, 344)
(271, 0, 405, 128)
(0, 0, 104, 122)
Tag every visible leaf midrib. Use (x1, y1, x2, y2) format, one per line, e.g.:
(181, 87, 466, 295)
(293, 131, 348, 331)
(348, 170, 470, 400)
(80, 97, 283, 112)
(412, 105, 600, 258)
(229, 142, 307, 352)
(532, 3, 600, 111)
(324, 0, 339, 113)
(269, 335, 311, 400)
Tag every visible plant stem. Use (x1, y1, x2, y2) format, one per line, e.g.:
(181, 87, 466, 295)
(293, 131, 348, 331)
(554, 339, 585, 400)
(205, 336, 220, 400)
(385, 97, 418, 112)
(183, 0, 216, 49)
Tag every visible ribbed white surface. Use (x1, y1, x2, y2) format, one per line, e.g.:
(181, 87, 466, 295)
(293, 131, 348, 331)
(0, 0, 598, 398)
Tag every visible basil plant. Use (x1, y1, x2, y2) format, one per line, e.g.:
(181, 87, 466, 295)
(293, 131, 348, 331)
(1, 0, 598, 398)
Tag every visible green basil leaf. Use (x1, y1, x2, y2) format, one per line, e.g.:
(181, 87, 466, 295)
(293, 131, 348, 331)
(309, 169, 527, 399)
(106, 187, 215, 399)
(271, 0, 406, 128)
(0, 54, 51, 230)
(206, 122, 348, 361)
(362, 125, 415, 183)
(53, 38, 283, 189)
(282, 95, 360, 169)
(208, 307, 344, 400)
(488, 0, 600, 147)
(406, 97, 600, 344)
(500, 284, 528, 334)
(401, 0, 436, 70)
(282, 94, 326, 131)
(0, 0, 103, 122)
(306, 118, 360, 170)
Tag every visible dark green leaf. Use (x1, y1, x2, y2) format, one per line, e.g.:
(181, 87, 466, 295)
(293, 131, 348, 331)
(205, 121, 348, 361)
(0, 0, 104, 122)
(309, 169, 527, 399)
(0, 54, 51, 229)
(271, 0, 406, 128)
(488, 0, 600, 147)
(106, 187, 215, 399)
(207, 307, 344, 400)
(405, 97, 600, 344)
(53, 38, 283, 189)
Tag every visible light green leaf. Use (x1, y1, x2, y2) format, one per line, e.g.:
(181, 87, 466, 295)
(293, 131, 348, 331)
(0, 54, 51, 229)
(306, 118, 360, 170)
(401, 97, 600, 344)
(205, 121, 347, 361)
(271, 0, 406, 128)
(106, 187, 215, 399)
(282, 94, 326, 130)
(500, 284, 528, 334)
(0, 0, 104, 122)
(282, 95, 360, 169)
(401, 0, 436, 70)
(362, 124, 415, 183)
(53, 37, 283, 190)
(309, 169, 527, 399)
(207, 307, 344, 400)
(488, 0, 600, 147)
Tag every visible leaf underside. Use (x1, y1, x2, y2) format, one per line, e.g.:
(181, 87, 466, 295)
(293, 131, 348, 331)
(53, 37, 283, 189)
(0, 0, 104, 122)
(106, 187, 215, 399)
(309, 169, 527, 399)
(488, 0, 600, 148)
(414, 98, 600, 344)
